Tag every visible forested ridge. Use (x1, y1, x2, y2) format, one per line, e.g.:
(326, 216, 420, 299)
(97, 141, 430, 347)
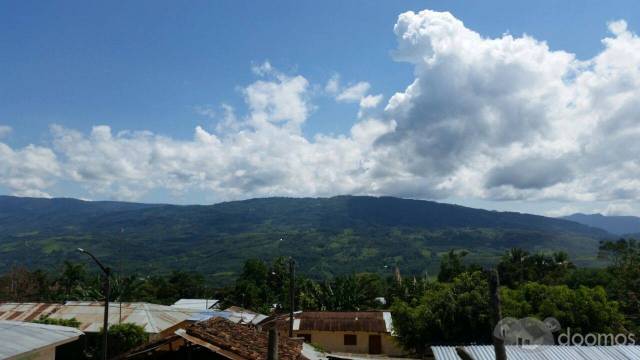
(0, 195, 610, 282)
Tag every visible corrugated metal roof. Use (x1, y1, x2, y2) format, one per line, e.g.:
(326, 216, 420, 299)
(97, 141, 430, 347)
(187, 310, 234, 322)
(0, 303, 62, 322)
(431, 345, 640, 360)
(296, 311, 391, 333)
(0, 320, 83, 359)
(190, 309, 268, 325)
(50, 302, 199, 334)
(171, 299, 220, 310)
(225, 306, 257, 314)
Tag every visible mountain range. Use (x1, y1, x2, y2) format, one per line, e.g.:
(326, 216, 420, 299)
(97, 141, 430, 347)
(0, 195, 613, 282)
(562, 213, 640, 236)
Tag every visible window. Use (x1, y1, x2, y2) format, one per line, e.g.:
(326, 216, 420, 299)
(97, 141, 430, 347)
(344, 334, 357, 345)
(299, 334, 312, 342)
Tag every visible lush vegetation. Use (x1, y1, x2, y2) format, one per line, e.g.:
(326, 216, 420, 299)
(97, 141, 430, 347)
(2, 239, 639, 356)
(0, 195, 610, 283)
(0, 194, 635, 355)
(0, 261, 217, 305)
(389, 241, 639, 354)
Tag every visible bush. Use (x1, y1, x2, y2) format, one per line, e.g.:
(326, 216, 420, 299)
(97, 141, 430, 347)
(33, 316, 81, 328)
(99, 323, 149, 357)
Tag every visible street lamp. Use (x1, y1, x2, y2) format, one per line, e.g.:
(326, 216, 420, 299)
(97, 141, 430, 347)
(288, 257, 295, 338)
(78, 248, 111, 360)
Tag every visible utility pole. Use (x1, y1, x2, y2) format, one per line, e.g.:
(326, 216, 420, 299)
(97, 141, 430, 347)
(489, 270, 507, 360)
(268, 328, 279, 360)
(78, 248, 111, 360)
(288, 258, 295, 338)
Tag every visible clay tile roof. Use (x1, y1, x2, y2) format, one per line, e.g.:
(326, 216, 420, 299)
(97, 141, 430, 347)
(297, 311, 389, 333)
(187, 317, 307, 360)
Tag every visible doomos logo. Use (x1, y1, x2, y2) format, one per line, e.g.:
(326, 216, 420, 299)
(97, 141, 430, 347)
(493, 317, 560, 350)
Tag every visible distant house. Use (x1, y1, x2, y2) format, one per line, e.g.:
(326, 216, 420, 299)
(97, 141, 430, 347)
(289, 311, 403, 356)
(118, 317, 309, 360)
(0, 320, 83, 360)
(171, 298, 220, 310)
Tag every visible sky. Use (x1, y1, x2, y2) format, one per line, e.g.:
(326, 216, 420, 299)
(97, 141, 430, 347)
(1, 0, 640, 216)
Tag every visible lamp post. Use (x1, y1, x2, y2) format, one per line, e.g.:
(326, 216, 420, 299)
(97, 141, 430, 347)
(78, 248, 111, 360)
(288, 257, 295, 338)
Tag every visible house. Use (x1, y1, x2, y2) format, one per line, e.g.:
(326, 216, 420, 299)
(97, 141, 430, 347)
(171, 298, 220, 310)
(118, 317, 310, 360)
(48, 301, 200, 340)
(289, 311, 404, 356)
(431, 345, 640, 360)
(0, 320, 84, 360)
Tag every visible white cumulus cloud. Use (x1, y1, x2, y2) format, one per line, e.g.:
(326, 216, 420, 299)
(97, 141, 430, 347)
(2, 9, 640, 213)
(374, 9, 640, 205)
(336, 82, 371, 103)
(0, 142, 60, 197)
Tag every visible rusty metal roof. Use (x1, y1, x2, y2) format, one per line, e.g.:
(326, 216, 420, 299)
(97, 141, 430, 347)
(49, 302, 199, 334)
(0, 303, 62, 322)
(295, 311, 392, 333)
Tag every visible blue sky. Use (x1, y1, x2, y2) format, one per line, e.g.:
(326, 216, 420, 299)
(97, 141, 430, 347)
(1, 1, 640, 216)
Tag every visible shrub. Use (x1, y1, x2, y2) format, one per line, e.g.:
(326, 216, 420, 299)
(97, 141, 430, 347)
(98, 323, 149, 356)
(33, 316, 81, 328)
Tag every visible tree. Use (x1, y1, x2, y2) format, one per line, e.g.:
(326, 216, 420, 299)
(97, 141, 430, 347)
(438, 250, 481, 282)
(391, 271, 492, 354)
(501, 282, 625, 336)
(564, 267, 612, 289)
(110, 274, 146, 303)
(385, 274, 428, 305)
(57, 261, 88, 300)
(100, 323, 148, 357)
(0, 266, 52, 301)
(167, 270, 208, 300)
(321, 274, 380, 311)
(498, 248, 574, 288)
(231, 258, 270, 312)
(497, 248, 531, 287)
(599, 239, 640, 330)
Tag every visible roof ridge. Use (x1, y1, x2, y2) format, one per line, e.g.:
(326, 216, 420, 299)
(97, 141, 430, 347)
(0, 319, 84, 335)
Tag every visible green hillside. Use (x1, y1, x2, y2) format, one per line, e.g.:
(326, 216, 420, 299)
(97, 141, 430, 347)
(0, 195, 610, 282)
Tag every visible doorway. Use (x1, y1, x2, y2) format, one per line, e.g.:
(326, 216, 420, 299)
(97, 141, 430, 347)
(368, 335, 381, 354)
